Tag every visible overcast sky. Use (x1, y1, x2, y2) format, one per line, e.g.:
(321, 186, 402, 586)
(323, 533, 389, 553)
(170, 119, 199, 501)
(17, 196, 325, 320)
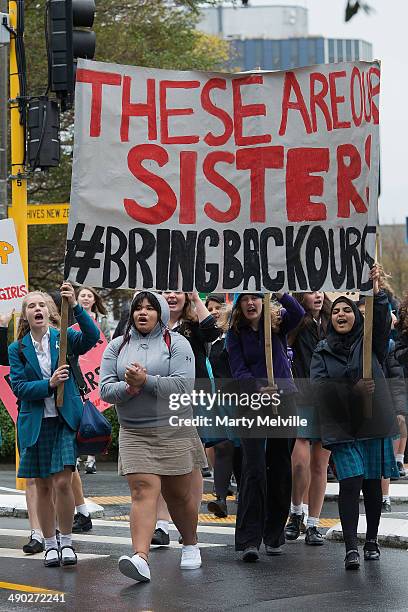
(250, 0, 406, 225)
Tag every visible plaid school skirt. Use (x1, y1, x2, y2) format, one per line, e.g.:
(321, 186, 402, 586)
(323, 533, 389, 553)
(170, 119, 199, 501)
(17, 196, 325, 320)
(18, 416, 77, 479)
(331, 437, 398, 481)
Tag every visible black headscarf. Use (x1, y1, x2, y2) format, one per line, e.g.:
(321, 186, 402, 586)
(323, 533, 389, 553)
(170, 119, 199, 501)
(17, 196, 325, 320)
(325, 296, 364, 357)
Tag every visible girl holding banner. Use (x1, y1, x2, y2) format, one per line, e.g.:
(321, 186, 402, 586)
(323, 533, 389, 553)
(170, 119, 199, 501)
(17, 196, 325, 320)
(8, 284, 100, 568)
(311, 265, 399, 570)
(226, 292, 304, 562)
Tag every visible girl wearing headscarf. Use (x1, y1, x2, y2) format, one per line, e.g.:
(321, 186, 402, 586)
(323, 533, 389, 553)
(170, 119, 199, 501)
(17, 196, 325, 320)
(311, 265, 399, 570)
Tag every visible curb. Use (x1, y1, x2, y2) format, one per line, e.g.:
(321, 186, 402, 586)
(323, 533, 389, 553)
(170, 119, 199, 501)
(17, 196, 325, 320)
(325, 482, 408, 503)
(326, 516, 408, 549)
(0, 495, 104, 519)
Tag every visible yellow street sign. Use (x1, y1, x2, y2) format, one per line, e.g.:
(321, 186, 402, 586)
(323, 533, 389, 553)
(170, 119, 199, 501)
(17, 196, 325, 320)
(26, 203, 70, 225)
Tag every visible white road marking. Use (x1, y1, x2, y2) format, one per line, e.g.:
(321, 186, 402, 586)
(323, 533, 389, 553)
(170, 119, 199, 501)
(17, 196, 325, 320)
(0, 528, 226, 548)
(0, 548, 108, 560)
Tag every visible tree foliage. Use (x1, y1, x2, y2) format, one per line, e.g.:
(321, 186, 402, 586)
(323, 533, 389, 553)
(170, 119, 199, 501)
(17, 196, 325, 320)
(23, 0, 228, 292)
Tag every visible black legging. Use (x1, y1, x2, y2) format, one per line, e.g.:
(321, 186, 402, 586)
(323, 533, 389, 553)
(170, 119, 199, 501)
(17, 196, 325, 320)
(213, 441, 242, 499)
(338, 476, 382, 551)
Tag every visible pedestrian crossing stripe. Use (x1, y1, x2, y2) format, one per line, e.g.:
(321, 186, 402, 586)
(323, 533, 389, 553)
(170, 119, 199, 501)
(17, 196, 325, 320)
(0, 581, 63, 595)
(90, 494, 236, 505)
(105, 515, 340, 527)
(90, 496, 131, 504)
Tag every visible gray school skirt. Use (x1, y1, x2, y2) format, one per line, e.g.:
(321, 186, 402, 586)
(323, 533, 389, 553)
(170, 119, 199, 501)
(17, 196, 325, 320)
(118, 425, 207, 476)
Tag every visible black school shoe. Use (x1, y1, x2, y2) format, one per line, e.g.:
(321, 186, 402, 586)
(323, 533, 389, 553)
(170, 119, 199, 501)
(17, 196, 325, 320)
(72, 512, 92, 533)
(285, 512, 304, 540)
(23, 532, 44, 555)
(207, 498, 228, 518)
(344, 549, 360, 570)
(151, 528, 170, 546)
(241, 547, 259, 562)
(363, 540, 380, 561)
(305, 526, 325, 546)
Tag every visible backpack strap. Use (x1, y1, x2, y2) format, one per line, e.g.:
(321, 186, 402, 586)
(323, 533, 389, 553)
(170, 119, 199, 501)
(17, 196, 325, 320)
(66, 337, 88, 400)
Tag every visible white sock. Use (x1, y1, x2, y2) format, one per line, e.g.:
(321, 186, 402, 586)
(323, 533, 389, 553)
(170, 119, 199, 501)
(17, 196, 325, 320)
(290, 503, 303, 515)
(32, 529, 43, 543)
(156, 520, 169, 534)
(396, 454, 404, 464)
(60, 533, 75, 559)
(382, 495, 390, 503)
(60, 533, 72, 548)
(306, 516, 319, 528)
(76, 504, 90, 517)
(44, 536, 58, 551)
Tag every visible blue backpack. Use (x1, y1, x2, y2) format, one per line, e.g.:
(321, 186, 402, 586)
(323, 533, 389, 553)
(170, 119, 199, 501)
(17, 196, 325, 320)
(67, 352, 112, 455)
(76, 399, 112, 456)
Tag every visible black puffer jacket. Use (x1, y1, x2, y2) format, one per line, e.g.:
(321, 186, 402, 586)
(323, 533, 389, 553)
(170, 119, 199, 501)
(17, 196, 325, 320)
(311, 291, 398, 445)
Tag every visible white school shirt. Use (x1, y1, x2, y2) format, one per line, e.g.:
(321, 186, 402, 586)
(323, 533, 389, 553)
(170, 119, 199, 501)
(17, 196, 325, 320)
(30, 329, 58, 418)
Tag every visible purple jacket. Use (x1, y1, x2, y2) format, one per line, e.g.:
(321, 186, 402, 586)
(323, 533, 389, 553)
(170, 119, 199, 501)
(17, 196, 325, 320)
(226, 294, 305, 394)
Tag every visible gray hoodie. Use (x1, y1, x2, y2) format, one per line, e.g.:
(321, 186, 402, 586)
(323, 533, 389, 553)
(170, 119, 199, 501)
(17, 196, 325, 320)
(99, 293, 195, 428)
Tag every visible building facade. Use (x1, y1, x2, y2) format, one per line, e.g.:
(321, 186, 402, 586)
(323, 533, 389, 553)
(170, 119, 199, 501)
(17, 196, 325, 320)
(198, 4, 373, 71)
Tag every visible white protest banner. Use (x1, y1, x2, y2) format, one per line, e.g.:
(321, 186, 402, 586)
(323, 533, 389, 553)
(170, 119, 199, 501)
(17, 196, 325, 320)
(0, 218, 28, 313)
(65, 59, 380, 293)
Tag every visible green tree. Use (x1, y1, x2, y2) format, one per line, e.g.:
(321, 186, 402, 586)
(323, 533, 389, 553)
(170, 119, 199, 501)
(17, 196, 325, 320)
(23, 0, 228, 291)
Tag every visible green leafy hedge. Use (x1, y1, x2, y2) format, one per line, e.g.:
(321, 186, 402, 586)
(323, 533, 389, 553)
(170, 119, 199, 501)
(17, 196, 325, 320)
(0, 402, 119, 461)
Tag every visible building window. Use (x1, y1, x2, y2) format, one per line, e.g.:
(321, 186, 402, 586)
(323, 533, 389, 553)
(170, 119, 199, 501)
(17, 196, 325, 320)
(329, 39, 335, 63)
(346, 39, 352, 61)
(337, 39, 343, 62)
(271, 41, 281, 68)
(354, 39, 360, 60)
(290, 39, 299, 68)
(308, 39, 316, 65)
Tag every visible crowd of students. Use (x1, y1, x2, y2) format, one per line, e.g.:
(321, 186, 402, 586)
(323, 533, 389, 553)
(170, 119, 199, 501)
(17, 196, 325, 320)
(1, 264, 407, 579)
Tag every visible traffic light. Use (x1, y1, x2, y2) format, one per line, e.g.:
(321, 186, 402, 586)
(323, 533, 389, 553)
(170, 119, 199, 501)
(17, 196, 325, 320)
(46, 0, 96, 109)
(27, 98, 60, 170)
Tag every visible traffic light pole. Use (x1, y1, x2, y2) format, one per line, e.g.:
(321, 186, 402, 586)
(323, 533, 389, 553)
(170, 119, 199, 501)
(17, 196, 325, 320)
(8, 0, 27, 491)
(8, 0, 27, 278)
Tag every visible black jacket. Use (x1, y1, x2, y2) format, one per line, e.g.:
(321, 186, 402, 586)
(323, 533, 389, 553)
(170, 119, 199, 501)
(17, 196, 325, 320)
(290, 318, 327, 405)
(112, 304, 131, 339)
(383, 342, 407, 417)
(311, 291, 398, 446)
(395, 332, 408, 369)
(0, 327, 9, 366)
(175, 316, 219, 380)
(209, 335, 232, 380)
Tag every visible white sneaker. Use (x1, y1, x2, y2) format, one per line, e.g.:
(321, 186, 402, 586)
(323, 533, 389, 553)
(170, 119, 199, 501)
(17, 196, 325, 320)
(180, 545, 201, 570)
(118, 554, 150, 582)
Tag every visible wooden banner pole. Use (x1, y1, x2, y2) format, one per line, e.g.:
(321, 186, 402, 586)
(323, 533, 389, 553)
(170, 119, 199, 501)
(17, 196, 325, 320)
(56, 297, 69, 408)
(263, 293, 278, 415)
(362, 239, 378, 418)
